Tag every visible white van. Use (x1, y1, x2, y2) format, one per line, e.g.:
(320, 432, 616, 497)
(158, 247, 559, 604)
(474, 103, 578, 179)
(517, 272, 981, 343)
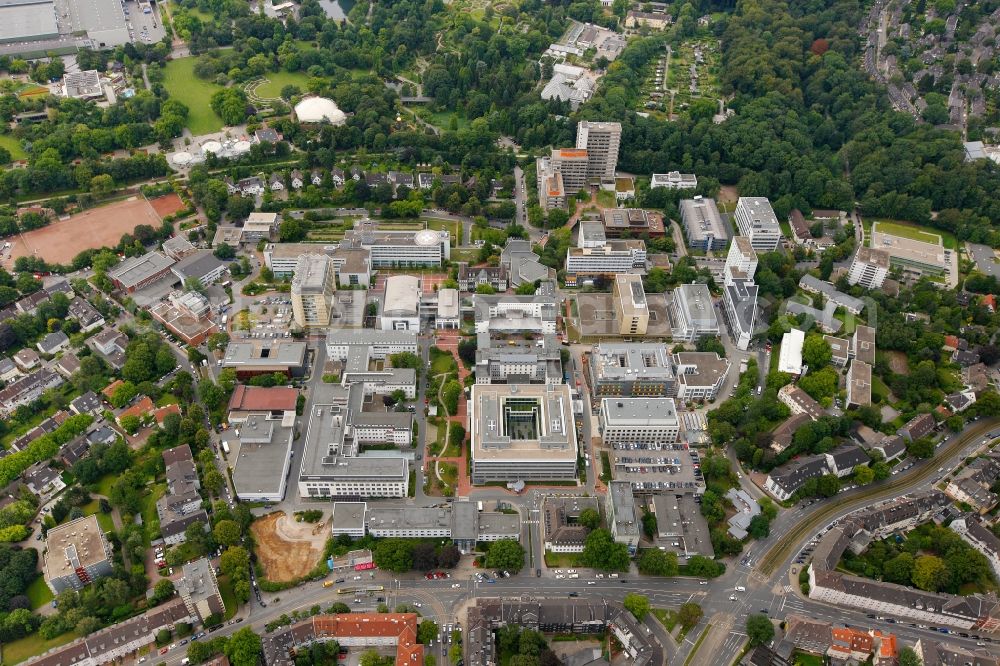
(735, 586, 746, 592)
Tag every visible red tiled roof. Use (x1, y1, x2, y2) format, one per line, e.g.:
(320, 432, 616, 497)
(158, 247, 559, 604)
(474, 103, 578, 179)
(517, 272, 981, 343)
(228, 385, 298, 412)
(118, 396, 154, 422)
(153, 404, 181, 424)
(309, 614, 424, 665)
(102, 379, 125, 400)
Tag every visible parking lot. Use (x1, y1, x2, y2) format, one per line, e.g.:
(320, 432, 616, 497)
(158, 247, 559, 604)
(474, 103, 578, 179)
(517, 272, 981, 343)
(607, 445, 703, 491)
(123, 0, 167, 45)
(232, 296, 295, 339)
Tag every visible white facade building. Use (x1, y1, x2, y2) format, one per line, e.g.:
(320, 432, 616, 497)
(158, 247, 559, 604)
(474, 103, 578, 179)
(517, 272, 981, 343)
(599, 397, 680, 446)
(733, 197, 782, 252)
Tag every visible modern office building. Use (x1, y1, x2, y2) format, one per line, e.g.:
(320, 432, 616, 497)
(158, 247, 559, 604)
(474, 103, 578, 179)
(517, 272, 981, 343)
(650, 172, 697, 189)
(475, 334, 563, 385)
(297, 384, 410, 498)
(847, 246, 890, 290)
(107, 251, 175, 293)
(590, 342, 677, 397)
(606, 481, 641, 554)
(613, 274, 649, 336)
(671, 283, 719, 342)
(576, 120, 622, 182)
(170, 251, 227, 287)
(599, 397, 680, 446)
(470, 384, 578, 484)
(342, 220, 449, 267)
(44, 515, 114, 594)
(290, 254, 337, 328)
(325, 329, 418, 360)
(679, 197, 728, 251)
(381, 275, 421, 331)
(473, 295, 558, 334)
(564, 240, 646, 286)
(724, 236, 758, 286)
(601, 208, 665, 238)
(177, 558, 225, 623)
(264, 243, 371, 286)
(733, 197, 781, 252)
(226, 412, 296, 502)
(221, 341, 307, 379)
(673, 352, 730, 401)
(242, 212, 280, 243)
(590, 342, 676, 397)
(869, 221, 953, 286)
(723, 277, 758, 351)
(579, 220, 607, 248)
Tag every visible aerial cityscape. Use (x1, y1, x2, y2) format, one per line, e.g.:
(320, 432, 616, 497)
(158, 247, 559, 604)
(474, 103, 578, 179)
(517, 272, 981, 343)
(1, 0, 1000, 665)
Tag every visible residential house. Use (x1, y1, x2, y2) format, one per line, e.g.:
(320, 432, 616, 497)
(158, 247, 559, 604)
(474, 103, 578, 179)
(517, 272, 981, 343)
(13, 348, 39, 371)
(898, 413, 936, 442)
(37, 331, 70, 355)
(290, 170, 304, 190)
(269, 174, 284, 191)
(68, 297, 105, 332)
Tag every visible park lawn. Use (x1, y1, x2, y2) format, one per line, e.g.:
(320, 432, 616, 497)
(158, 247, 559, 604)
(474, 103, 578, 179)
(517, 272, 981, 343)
(217, 574, 239, 620)
(793, 653, 824, 666)
(156, 394, 179, 407)
(595, 189, 616, 208)
(163, 58, 225, 134)
(254, 70, 313, 99)
(422, 109, 472, 131)
(26, 575, 53, 610)
(439, 462, 458, 489)
(543, 550, 581, 568)
(1, 630, 79, 666)
(81, 500, 116, 533)
(0, 133, 26, 160)
(92, 473, 117, 498)
(873, 219, 957, 250)
(430, 347, 458, 377)
(872, 375, 891, 403)
(139, 482, 167, 542)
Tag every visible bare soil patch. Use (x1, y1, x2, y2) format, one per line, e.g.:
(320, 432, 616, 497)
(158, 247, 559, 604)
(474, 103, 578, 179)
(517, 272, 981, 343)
(250, 511, 327, 582)
(5, 197, 161, 267)
(886, 350, 909, 375)
(148, 193, 185, 218)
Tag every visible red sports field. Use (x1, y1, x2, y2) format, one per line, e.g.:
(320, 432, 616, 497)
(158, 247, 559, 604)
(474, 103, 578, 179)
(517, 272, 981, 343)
(5, 197, 162, 267)
(148, 193, 185, 218)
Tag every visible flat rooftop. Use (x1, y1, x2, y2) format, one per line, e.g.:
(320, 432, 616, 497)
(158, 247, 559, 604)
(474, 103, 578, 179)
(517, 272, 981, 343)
(227, 413, 295, 498)
(291, 254, 332, 293)
(471, 384, 577, 462)
(592, 342, 674, 382)
(330, 502, 367, 532)
(298, 383, 408, 482)
(367, 507, 451, 532)
(0, 0, 57, 43)
(601, 397, 678, 426)
(108, 251, 174, 288)
(44, 515, 107, 581)
(223, 341, 307, 369)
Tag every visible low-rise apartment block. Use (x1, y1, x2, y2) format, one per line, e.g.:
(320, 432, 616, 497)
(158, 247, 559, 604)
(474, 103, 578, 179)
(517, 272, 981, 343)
(945, 456, 1000, 513)
(177, 558, 225, 622)
(0, 368, 64, 417)
(221, 341, 307, 379)
(848, 246, 891, 290)
(44, 515, 114, 594)
(846, 360, 872, 408)
(650, 171, 695, 189)
(778, 384, 825, 420)
(601, 208, 665, 238)
(764, 455, 828, 501)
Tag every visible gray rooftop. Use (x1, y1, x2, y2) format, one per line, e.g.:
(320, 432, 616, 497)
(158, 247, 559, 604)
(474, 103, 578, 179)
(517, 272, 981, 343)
(679, 198, 728, 243)
(799, 275, 865, 313)
(229, 413, 295, 498)
(367, 507, 451, 532)
(330, 502, 367, 532)
(592, 343, 674, 382)
(609, 481, 640, 537)
(674, 283, 718, 328)
(291, 254, 333, 294)
(471, 384, 577, 460)
(724, 279, 758, 333)
(108, 251, 174, 288)
(298, 383, 409, 482)
(222, 341, 307, 369)
(601, 397, 678, 426)
(0, 0, 57, 42)
(171, 251, 226, 282)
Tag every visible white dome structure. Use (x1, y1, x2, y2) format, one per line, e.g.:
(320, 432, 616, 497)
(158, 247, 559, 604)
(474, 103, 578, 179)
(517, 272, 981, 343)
(171, 151, 192, 166)
(233, 140, 252, 154)
(294, 96, 347, 125)
(202, 140, 222, 154)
